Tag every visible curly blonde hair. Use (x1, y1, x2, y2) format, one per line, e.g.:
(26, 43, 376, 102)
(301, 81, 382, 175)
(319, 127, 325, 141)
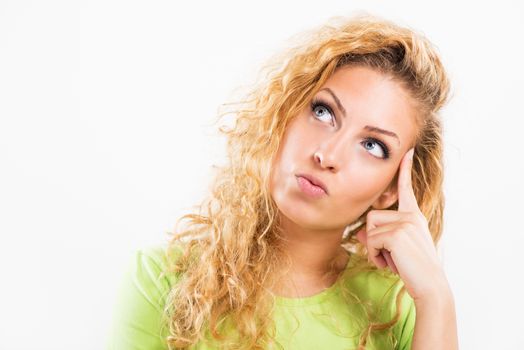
(163, 12, 451, 350)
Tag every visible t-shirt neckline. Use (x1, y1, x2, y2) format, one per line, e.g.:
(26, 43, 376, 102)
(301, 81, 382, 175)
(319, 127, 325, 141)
(274, 253, 352, 307)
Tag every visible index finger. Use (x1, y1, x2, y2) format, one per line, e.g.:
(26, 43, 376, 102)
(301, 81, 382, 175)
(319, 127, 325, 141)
(397, 147, 418, 212)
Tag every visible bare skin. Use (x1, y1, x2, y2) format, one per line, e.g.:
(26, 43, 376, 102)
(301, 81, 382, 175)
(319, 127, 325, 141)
(269, 65, 418, 294)
(269, 65, 459, 349)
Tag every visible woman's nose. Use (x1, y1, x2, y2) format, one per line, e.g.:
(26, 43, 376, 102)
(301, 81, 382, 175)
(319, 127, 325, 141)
(313, 134, 347, 171)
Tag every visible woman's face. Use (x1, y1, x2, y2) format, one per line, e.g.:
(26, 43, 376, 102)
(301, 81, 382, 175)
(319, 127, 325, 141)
(270, 65, 419, 231)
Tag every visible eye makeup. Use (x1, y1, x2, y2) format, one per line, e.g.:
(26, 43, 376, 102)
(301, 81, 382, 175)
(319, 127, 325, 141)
(310, 97, 336, 126)
(309, 96, 392, 160)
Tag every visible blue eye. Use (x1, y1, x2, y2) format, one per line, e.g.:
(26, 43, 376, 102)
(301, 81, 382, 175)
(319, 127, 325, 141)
(310, 97, 391, 160)
(361, 138, 390, 159)
(310, 99, 335, 126)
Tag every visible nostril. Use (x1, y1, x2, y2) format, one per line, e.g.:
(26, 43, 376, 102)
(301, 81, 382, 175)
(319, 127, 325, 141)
(314, 151, 323, 163)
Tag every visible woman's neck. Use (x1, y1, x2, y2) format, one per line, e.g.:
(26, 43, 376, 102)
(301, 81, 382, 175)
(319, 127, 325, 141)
(270, 216, 350, 297)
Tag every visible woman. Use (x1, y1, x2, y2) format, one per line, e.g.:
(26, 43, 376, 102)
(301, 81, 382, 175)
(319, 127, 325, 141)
(108, 13, 458, 350)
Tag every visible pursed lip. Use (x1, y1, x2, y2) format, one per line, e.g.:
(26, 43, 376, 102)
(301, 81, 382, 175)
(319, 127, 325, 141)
(295, 173, 329, 195)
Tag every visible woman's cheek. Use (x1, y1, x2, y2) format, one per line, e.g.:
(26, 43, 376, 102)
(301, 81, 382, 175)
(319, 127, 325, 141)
(347, 171, 383, 198)
(332, 171, 389, 221)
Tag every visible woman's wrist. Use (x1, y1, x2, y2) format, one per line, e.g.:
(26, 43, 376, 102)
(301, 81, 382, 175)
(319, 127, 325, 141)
(413, 270, 454, 308)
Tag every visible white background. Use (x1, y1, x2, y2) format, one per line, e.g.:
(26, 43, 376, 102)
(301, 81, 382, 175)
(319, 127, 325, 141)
(1, 1, 523, 349)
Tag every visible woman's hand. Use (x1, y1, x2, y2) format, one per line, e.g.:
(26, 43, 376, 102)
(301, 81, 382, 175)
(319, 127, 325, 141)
(355, 148, 450, 301)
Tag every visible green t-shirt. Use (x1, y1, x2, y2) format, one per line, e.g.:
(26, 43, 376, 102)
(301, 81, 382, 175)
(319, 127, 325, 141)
(107, 245, 416, 350)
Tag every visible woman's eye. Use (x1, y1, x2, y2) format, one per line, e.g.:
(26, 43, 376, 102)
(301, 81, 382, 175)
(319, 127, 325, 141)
(311, 100, 335, 125)
(310, 98, 390, 160)
(361, 138, 390, 160)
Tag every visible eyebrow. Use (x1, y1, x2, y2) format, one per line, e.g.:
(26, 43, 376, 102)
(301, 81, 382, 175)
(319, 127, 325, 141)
(319, 87, 401, 146)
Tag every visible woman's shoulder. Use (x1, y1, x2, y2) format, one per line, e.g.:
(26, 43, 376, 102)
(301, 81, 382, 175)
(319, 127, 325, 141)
(107, 242, 187, 349)
(340, 255, 416, 348)
(131, 242, 187, 290)
(342, 254, 416, 321)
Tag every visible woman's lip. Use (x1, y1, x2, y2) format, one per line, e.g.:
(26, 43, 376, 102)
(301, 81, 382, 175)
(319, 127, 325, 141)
(295, 175, 328, 198)
(295, 173, 329, 195)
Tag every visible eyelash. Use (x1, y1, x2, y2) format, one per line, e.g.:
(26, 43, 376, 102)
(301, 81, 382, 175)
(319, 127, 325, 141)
(309, 97, 391, 160)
